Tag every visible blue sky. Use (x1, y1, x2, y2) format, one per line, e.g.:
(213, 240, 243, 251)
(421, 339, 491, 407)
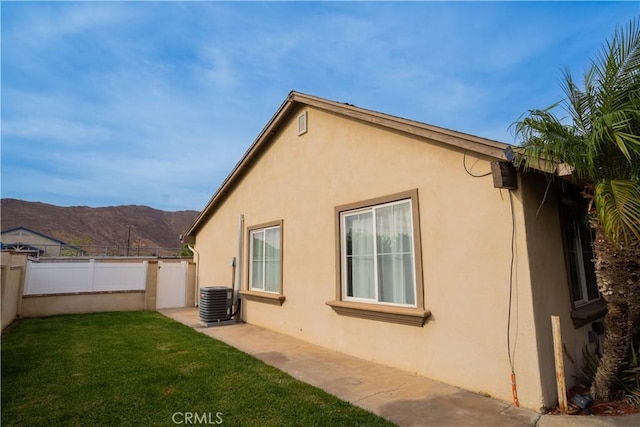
(2, 1, 638, 211)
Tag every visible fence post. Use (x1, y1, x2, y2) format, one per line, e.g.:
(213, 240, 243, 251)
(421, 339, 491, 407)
(88, 259, 96, 292)
(23, 260, 33, 295)
(144, 260, 157, 311)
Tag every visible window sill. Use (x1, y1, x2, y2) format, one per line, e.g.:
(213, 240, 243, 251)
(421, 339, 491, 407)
(326, 300, 430, 327)
(571, 299, 606, 328)
(240, 290, 285, 306)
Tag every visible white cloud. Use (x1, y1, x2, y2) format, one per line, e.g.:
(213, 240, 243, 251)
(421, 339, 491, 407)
(2, 1, 638, 210)
(2, 117, 111, 146)
(15, 2, 131, 40)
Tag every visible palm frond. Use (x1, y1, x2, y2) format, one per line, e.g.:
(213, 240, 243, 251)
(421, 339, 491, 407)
(595, 180, 640, 242)
(515, 18, 640, 243)
(593, 110, 640, 161)
(593, 20, 640, 109)
(562, 68, 592, 135)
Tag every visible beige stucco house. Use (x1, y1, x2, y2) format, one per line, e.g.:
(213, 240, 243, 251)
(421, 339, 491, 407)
(184, 91, 605, 412)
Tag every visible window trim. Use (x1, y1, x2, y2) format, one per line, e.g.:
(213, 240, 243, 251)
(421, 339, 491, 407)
(558, 190, 603, 327)
(329, 189, 429, 326)
(242, 220, 284, 305)
(340, 198, 417, 307)
(559, 197, 599, 307)
(240, 289, 286, 306)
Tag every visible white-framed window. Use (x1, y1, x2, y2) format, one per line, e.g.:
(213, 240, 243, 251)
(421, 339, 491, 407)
(249, 223, 282, 293)
(340, 198, 417, 307)
(561, 199, 599, 307)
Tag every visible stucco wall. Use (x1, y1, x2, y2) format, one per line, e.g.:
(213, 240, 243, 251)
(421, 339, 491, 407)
(194, 106, 550, 410)
(519, 173, 598, 408)
(1, 252, 27, 330)
(21, 291, 146, 317)
(2, 256, 194, 320)
(186, 262, 196, 307)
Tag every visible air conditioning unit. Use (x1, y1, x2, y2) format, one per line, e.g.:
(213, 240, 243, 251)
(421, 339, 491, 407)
(199, 286, 235, 327)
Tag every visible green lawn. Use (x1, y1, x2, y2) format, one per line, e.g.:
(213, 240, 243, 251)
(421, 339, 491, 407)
(1, 312, 394, 427)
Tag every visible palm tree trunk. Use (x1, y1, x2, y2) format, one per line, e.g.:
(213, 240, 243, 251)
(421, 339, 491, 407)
(591, 302, 631, 400)
(589, 219, 640, 401)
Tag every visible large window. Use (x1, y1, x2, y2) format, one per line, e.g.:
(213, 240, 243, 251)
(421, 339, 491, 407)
(329, 190, 428, 326)
(249, 223, 282, 294)
(340, 196, 417, 307)
(561, 198, 599, 307)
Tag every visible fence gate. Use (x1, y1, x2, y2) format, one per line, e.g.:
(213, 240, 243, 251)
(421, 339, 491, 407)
(156, 261, 187, 309)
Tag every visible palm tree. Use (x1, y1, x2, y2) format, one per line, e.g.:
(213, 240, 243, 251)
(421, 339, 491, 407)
(514, 20, 640, 401)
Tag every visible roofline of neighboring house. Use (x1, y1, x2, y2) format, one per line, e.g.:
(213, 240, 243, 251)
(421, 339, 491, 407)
(185, 91, 515, 238)
(0, 226, 68, 245)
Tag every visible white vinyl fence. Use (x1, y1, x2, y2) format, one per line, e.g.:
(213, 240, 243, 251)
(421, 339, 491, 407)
(156, 261, 188, 309)
(24, 260, 147, 295)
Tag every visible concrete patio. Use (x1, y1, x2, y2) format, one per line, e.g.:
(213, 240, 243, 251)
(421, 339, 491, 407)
(160, 307, 640, 427)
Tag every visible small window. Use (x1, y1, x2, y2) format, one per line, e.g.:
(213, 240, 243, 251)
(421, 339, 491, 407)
(249, 222, 282, 294)
(297, 111, 308, 136)
(561, 198, 599, 307)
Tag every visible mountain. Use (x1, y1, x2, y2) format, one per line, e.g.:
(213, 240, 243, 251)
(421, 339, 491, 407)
(1, 199, 199, 256)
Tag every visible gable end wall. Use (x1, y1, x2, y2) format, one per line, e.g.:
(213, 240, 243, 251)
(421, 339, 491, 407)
(195, 105, 548, 410)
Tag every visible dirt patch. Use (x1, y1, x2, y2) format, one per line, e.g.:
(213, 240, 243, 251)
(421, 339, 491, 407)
(548, 386, 640, 416)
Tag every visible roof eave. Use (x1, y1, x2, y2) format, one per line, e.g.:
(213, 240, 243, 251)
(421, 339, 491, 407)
(0, 226, 68, 245)
(186, 91, 514, 237)
(290, 92, 511, 161)
(185, 92, 299, 237)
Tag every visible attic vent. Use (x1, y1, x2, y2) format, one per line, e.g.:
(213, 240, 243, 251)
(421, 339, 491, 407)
(297, 111, 308, 135)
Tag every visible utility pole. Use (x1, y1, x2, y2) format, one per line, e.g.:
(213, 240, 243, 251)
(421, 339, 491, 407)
(126, 225, 132, 256)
